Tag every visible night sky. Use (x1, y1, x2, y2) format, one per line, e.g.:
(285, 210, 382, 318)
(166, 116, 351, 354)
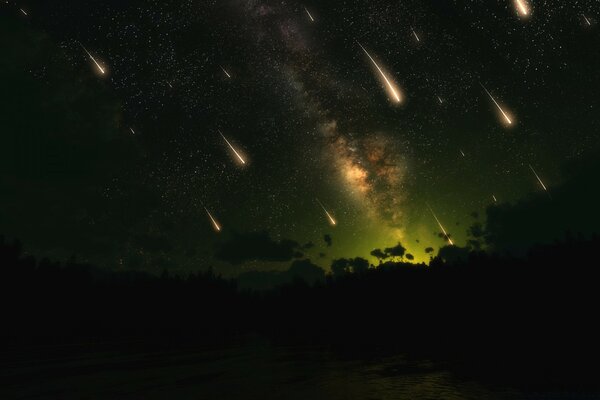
(1, 0, 599, 276)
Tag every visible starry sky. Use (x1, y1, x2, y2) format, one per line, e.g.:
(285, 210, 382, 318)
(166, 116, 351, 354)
(1, 0, 599, 275)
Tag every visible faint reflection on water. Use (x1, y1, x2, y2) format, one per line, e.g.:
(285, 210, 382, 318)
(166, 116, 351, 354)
(0, 341, 591, 399)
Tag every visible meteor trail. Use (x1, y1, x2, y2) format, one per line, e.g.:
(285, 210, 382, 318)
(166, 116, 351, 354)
(492, 194, 498, 203)
(583, 14, 592, 26)
(219, 130, 246, 165)
(428, 205, 454, 246)
(20, 8, 28, 16)
(514, 0, 530, 17)
(437, 96, 444, 104)
(357, 42, 402, 104)
(304, 7, 315, 22)
(316, 199, 336, 226)
(480, 83, 513, 126)
(204, 207, 222, 232)
(411, 27, 420, 42)
(529, 164, 551, 198)
(129, 128, 135, 135)
(79, 43, 105, 75)
(460, 149, 466, 157)
(220, 66, 231, 78)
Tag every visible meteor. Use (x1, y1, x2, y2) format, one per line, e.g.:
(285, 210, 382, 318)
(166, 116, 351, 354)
(204, 207, 222, 232)
(460, 149, 466, 157)
(357, 42, 403, 104)
(220, 66, 231, 79)
(529, 164, 551, 198)
(437, 96, 444, 104)
(411, 27, 420, 42)
(316, 198, 336, 226)
(480, 83, 513, 126)
(129, 127, 135, 135)
(428, 205, 454, 246)
(219, 130, 246, 165)
(20, 8, 28, 16)
(304, 7, 315, 22)
(79, 43, 105, 75)
(583, 14, 592, 26)
(492, 194, 498, 203)
(514, 0, 531, 18)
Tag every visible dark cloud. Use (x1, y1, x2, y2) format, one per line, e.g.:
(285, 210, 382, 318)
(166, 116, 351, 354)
(481, 151, 600, 254)
(301, 241, 315, 250)
(323, 234, 332, 247)
(215, 231, 299, 265)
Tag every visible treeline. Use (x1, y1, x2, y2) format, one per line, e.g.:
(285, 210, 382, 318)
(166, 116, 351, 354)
(1, 234, 599, 388)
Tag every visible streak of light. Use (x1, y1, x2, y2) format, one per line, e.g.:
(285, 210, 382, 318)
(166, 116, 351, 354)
(204, 207, 221, 232)
(167, 81, 173, 88)
(411, 27, 420, 42)
(460, 149, 466, 157)
(480, 83, 513, 126)
(529, 164, 551, 198)
(304, 7, 315, 22)
(316, 198, 337, 226)
(219, 130, 246, 165)
(437, 96, 444, 104)
(79, 43, 105, 75)
(514, 0, 530, 17)
(220, 66, 231, 78)
(492, 194, 498, 203)
(428, 205, 454, 246)
(357, 42, 403, 104)
(20, 8, 27, 16)
(129, 128, 135, 135)
(583, 14, 592, 26)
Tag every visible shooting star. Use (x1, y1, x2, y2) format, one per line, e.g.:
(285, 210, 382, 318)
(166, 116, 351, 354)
(220, 66, 231, 79)
(219, 130, 246, 165)
(428, 205, 454, 246)
(437, 96, 444, 105)
(480, 83, 513, 126)
(304, 7, 315, 22)
(204, 207, 222, 232)
(460, 149, 466, 157)
(79, 43, 105, 75)
(316, 199, 337, 226)
(129, 127, 135, 135)
(167, 81, 173, 89)
(529, 164, 551, 198)
(358, 42, 403, 104)
(492, 194, 498, 203)
(411, 27, 421, 42)
(583, 14, 592, 26)
(20, 8, 28, 16)
(514, 0, 531, 18)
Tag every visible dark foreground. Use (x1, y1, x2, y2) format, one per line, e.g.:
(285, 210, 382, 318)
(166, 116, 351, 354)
(3, 339, 597, 400)
(1, 236, 600, 398)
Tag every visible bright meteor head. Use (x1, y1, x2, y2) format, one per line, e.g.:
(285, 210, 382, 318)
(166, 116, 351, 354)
(316, 198, 337, 226)
(219, 130, 246, 165)
(358, 42, 403, 104)
(79, 43, 106, 75)
(514, 0, 531, 18)
(480, 83, 514, 127)
(204, 207, 222, 232)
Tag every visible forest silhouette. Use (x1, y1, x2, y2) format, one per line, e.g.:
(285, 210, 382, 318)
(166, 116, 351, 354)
(2, 232, 599, 390)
